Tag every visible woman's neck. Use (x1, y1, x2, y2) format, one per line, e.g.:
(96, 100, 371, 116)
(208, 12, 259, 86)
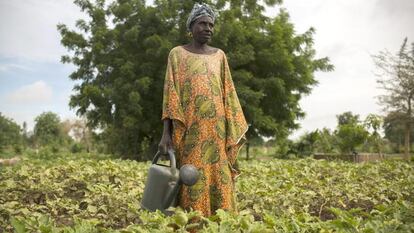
(186, 41, 212, 54)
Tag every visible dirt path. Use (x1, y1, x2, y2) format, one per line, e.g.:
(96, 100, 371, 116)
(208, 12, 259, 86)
(0, 157, 21, 166)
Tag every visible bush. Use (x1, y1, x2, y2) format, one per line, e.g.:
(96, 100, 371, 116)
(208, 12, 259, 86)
(71, 143, 84, 153)
(335, 124, 369, 154)
(51, 145, 60, 153)
(28, 146, 60, 160)
(13, 145, 22, 154)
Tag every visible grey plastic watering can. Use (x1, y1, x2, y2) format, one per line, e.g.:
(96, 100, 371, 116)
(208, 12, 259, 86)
(140, 149, 199, 214)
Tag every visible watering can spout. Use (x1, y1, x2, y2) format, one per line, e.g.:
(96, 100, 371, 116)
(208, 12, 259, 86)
(162, 164, 200, 209)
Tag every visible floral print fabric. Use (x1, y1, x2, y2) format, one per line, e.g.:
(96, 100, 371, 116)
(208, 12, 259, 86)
(162, 46, 248, 216)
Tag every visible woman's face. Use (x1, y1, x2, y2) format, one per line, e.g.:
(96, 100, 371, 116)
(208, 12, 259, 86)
(191, 16, 214, 44)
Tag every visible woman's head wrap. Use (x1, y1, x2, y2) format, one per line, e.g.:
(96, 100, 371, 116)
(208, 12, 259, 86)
(186, 3, 216, 32)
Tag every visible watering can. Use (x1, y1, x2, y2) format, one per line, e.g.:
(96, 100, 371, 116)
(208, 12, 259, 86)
(140, 149, 199, 214)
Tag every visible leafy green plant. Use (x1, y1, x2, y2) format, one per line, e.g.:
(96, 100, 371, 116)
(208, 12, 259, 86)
(1, 152, 413, 232)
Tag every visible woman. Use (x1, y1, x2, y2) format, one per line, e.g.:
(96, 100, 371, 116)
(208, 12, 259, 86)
(159, 3, 248, 217)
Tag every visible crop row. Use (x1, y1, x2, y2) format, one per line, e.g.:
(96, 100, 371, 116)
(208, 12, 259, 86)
(1, 153, 413, 232)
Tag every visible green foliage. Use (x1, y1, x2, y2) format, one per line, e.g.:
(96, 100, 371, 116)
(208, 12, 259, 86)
(364, 114, 382, 134)
(290, 130, 319, 156)
(0, 112, 22, 151)
(273, 138, 293, 159)
(71, 142, 85, 153)
(334, 112, 369, 154)
(383, 111, 414, 152)
(335, 124, 369, 154)
(288, 113, 399, 156)
(58, 0, 333, 159)
(33, 112, 64, 146)
(337, 111, 360, 126)
(313, 128, 336, 153)
(364, 114, 385, 154)
(1, 154, 413, 231)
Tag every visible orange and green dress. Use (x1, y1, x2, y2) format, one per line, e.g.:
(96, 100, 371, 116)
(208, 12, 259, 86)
(161, 46, 248, 216)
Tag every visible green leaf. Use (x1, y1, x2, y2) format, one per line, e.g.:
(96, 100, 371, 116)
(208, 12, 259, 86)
(11, 217, 26, 233)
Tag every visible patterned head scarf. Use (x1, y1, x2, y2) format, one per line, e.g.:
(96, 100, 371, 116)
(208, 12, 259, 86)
(186, 3, 216, 32)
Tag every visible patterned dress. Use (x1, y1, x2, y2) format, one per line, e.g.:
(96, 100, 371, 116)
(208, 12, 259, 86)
(162, 46, 248, 216)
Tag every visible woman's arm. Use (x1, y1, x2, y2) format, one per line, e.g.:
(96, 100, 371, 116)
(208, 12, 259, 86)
(158, 118, 173, 154)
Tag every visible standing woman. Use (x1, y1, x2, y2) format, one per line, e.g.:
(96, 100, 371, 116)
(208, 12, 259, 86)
(158, 3, 248, 217)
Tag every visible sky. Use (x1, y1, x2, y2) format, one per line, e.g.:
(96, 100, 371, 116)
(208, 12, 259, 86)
(0, 0, 413, 139)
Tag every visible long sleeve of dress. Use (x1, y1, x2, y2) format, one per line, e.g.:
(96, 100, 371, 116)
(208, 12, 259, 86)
(222, 53, 248, 179)
(161, 51, 185, 127)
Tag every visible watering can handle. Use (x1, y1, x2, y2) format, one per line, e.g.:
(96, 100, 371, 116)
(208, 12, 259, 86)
(152, 149, 177, 170)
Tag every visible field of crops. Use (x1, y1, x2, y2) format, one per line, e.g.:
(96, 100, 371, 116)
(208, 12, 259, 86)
(1, 152, 414, 232)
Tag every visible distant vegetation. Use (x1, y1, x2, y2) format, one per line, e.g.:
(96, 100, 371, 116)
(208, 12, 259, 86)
(1, 108, 413, 161)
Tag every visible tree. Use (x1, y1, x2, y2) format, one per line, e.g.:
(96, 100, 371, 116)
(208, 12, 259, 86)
(21, 121, 29, 148)
(364, 114, 384, 156)
(58, 0, 333, 159)
(373, 38, 414, 159)
(70, 118, 93, 152)
(314, 128, 336, 153)
(59, 119, 75, 146)
(292, 130, 319, 156)
(334, 112, 369, 154)
(337, 111, 359, 126)
(383, 111, 414, 153)
(0, 113, 22, 151)
(33, 112, 62, 146)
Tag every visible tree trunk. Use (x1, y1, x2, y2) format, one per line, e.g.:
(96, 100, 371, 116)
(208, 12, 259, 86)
(246, 142, 250, 160)
(404, 97, 412, 160)
(83, 128, 90, 153)
(398, 134, 402, 153)
(404, 123, 410, 160)
(379, 143, 383, 159)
